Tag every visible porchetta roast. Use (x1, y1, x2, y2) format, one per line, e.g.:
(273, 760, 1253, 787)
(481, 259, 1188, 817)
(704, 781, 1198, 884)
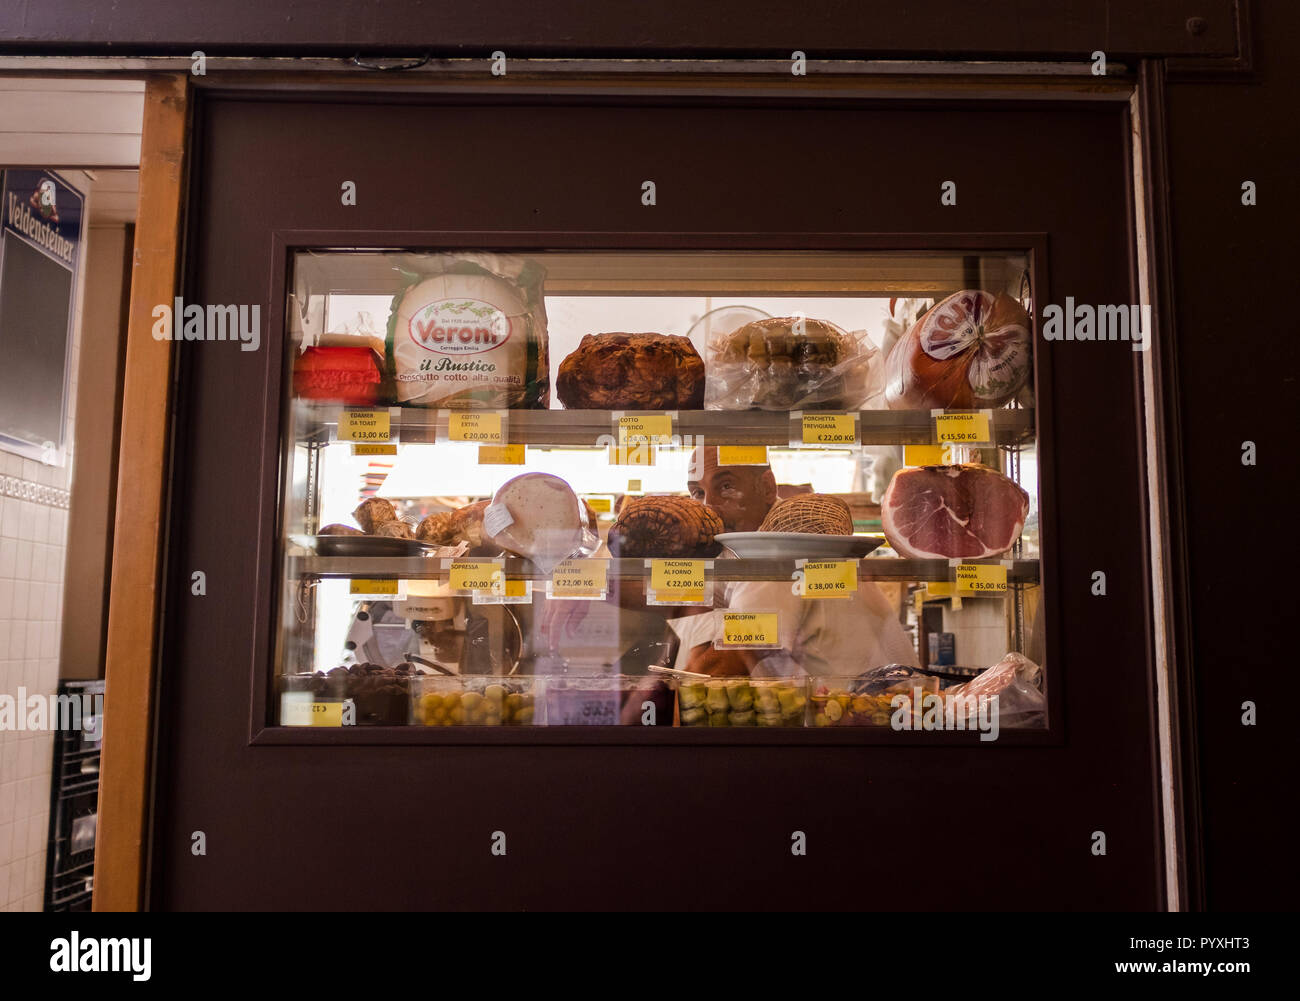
(557, 333, 705, 410)
(607, 496, 724, 558)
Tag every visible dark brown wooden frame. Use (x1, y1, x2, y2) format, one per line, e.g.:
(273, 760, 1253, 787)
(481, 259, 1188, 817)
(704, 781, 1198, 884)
(132, 82, 1171, 911)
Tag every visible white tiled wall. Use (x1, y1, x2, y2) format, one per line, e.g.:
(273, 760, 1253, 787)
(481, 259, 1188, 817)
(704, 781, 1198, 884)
(0, 452, 70, 911)
(0, 168, 86, 912)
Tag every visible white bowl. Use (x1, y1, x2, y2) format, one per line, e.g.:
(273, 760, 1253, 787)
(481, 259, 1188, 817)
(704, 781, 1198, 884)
(714, 532, 886, 560)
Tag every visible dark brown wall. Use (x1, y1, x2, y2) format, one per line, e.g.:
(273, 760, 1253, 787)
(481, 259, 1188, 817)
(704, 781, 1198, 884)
(0, 0, 1238, 59)
(1164, 0, 1297, 910)
(148, 93, 1159, 910)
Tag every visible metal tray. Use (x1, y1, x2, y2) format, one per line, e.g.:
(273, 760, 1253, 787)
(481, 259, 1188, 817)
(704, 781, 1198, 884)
(309, 534, 437, 558)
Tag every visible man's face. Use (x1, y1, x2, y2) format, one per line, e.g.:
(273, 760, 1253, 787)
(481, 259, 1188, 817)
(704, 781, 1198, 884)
(688, 449, 777, 532)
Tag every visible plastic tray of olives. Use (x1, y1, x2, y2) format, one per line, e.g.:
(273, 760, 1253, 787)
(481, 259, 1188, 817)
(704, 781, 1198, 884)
(411, 675, 539, 727)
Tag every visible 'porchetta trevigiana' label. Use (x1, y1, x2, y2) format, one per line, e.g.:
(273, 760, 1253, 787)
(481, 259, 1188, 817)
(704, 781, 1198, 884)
(387, 255, 550, 409)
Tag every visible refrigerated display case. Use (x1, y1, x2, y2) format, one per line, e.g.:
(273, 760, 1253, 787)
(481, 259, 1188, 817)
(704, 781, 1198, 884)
(146, 83, 1165, 909)
(275, 248, 1044, 734)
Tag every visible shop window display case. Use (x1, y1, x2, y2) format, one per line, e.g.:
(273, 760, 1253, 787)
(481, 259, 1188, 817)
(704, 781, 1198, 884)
(150, 89, 1162, 909)
(276, 248, 1045, 734)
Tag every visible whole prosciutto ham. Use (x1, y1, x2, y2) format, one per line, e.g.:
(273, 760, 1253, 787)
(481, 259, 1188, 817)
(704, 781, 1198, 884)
(882, 464, 1029, 560)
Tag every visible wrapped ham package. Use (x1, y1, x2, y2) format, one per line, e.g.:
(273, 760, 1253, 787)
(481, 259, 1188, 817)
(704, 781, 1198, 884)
(483, 473, 598, 572)
(884, 290, 1031, 409)
(706, 316, 879, 411)
(386, 254, 550, 409)
(944, 653, 1046, 729)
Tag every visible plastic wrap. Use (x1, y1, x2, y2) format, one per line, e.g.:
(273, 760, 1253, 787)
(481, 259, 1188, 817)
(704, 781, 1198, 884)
(705, 316, 879, 411)
(944, 652, 1046, 729)
(883, 289, 1031, 410)
(483, 473, 599, 573)
(385, 253, 550, 409)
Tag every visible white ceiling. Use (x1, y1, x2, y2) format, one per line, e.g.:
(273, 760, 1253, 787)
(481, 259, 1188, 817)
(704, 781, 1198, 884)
(0, 76, 143, 224)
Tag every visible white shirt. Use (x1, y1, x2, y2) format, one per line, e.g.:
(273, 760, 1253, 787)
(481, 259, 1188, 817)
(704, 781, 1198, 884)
(669, 579, 917, 679)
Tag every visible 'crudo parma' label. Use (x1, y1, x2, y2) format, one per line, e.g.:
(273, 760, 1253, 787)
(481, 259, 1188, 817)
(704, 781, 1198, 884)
(408, 298, 511, 355)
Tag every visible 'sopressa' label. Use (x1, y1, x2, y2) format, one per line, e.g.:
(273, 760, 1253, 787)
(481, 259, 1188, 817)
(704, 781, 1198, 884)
(448, 560, 505, 594)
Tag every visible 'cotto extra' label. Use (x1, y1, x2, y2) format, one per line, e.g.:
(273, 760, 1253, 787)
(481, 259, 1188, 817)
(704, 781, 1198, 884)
(408, 298, 511, 355)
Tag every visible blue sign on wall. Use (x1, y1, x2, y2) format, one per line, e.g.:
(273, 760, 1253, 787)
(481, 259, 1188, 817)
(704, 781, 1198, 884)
(0, 169, 85, 463)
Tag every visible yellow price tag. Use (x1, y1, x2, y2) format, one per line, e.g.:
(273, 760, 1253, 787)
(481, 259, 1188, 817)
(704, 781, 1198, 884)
(934, 411, 991, 444)
(338, 409, 391, 442)
(617, 414, 673, 445)
(478, 444, 525, 465)
(309, 702, 345, 727)
(801, 560, 858, 598)
(349, 579, 399, 596)
(718, 446, 769, 465)
(585, 496, 614, 514)
(720, 611, 780, 648)
(502, 579, 528, 599)
(955, 562, 1008, 595)
(448, 411, 503, 443)
(351, 443, 398, 456)
(649, 559, 706, 603)
(281, 694, 348, 727)
(627, 480, 643, 493)
(903, 444, 948, 466)
(801, 413, 857, 446)
(550, 559, 608, 598)
(449, 560, 504, 593)
(608, 444, 656, 466)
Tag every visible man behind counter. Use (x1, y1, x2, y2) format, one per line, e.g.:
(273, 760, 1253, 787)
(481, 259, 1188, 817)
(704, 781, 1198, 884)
(677, 446, 917, 677)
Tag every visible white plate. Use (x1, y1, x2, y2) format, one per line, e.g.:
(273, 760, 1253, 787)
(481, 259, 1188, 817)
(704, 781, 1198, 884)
(715, 532, 886, 560)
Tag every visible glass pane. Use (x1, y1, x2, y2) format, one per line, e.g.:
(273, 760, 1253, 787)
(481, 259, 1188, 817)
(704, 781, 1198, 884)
(276, 249, 1045, 734)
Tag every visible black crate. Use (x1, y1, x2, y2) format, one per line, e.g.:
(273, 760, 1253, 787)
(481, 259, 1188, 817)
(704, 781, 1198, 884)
(43, 679, 103, 913)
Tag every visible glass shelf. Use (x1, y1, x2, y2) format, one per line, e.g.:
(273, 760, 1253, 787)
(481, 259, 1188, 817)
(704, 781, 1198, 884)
(293, 401, 1036, 447)
(286, 554, 1041, 584)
